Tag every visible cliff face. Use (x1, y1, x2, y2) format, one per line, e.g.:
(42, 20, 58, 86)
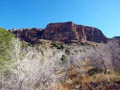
(42, 22, 107, 43)
(10, 22, 107, 43)
(10, 28, 44, 43)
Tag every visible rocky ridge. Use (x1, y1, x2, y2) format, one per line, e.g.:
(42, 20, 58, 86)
(9, 21, 107, 43)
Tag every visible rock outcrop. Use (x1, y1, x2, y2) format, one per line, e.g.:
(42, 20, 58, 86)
(10, 21, 108, 43)
(112, 36, 120, 43)
(10, 28, 43, 43)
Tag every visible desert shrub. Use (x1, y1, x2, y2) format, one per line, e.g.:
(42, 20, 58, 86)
(106, 69, 112, 74)
(51, 42, 64, 49)
(88, 68, 103, 76)
(107, 73, 120, 84)
(65, 48, 70, 55)
(114, 79, 120, 84)
(80, 42, 85, 45)
(61, 54, 67, 64)
(28, 42, 35, 47)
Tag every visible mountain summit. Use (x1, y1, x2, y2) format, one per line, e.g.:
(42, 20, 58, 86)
(10, 21, 107, 43)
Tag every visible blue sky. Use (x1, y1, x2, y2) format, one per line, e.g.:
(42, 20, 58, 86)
(0, 0, 120, 38)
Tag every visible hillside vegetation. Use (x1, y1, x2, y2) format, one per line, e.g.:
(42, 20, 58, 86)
(0, 28, 15, 73)
(0, 28, 120, 90)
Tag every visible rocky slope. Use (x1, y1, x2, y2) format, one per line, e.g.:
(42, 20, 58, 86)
(0, 38, 120, 90)
(0, 23, 120, 90)
(10, 21, 107, 43)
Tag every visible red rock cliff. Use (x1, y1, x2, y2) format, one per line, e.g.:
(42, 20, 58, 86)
(10, 21, 108, 43)
(42, 21, 107, 43)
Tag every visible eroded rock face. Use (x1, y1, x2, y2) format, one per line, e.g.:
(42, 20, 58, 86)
(9, 22, 108, 43)
(10, 28, 44, 43)
(42, 22, 107, 43)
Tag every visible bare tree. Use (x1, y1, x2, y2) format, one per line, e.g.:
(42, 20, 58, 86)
(9, 38, 27, 90)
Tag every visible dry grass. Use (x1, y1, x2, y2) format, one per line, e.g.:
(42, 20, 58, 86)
(80, 72, 120, 84)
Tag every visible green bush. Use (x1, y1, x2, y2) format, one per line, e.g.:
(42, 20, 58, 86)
(65, 49, 70, 55)
(0, 28, 15, 73)
(106, 69, 112, 74)
(88, 68, 103, 76)
(51, 42, 64, 49)
(61, 54, 67, 64)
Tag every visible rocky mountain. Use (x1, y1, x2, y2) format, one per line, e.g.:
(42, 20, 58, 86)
(9, 28, 43, 43)
(10, 21, 107, 43)
(0, 23, 120, 90)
